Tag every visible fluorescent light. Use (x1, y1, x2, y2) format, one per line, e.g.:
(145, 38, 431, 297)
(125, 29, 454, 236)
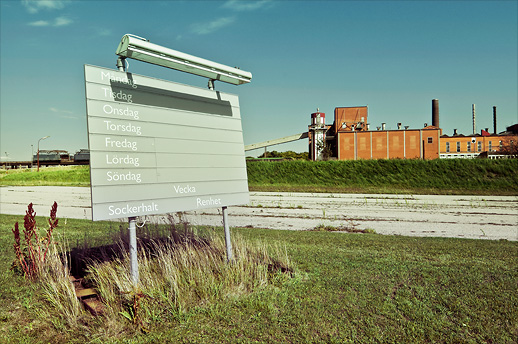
(115, 34, 252, 85)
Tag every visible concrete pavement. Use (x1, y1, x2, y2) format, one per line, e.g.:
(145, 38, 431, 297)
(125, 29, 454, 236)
(1, 186, 516, 241)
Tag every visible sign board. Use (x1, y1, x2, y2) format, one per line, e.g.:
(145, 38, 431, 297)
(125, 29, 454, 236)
(84, 65, 249, 221)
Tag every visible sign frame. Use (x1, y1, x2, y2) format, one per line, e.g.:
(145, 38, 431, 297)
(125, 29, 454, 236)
(84, 64, 250, 221)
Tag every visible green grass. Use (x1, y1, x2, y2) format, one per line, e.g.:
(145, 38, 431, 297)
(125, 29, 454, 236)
(1, 212, 517, 343)
(247, 159, 518, 195)
(0, 166, 90, 187)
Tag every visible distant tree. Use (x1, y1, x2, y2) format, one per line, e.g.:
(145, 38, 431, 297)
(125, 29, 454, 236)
(497, 137, 518, 157)
(316, 140, 333, 161)
(257, 150, 309, 160)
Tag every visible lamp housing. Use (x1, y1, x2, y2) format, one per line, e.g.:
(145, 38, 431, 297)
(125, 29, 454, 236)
(115, 34, 252, 85)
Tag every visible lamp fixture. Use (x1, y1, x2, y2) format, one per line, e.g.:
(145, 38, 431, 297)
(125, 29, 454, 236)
(115, 34, 252, 86)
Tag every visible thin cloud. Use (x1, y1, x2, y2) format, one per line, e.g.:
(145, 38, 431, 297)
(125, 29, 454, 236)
(59, 115, 79, 120)
(28, 20, 50, 27)
(50, 107, 73, 114)
(54, 16, 72, 26)
(28, 16, 73, 27)
(190, 17, 235, 35)
(95, 28, 112, 37)
(22, 0, 66, 14)
(50, 107, 77, 119)
(222, 0, 272, 11)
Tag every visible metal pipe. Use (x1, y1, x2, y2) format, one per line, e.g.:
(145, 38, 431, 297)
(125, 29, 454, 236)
(471, 104, 477, 135)
(116, 57, 126, 72)
(128, 216, 139, 286)
(222, 206, 233, 262)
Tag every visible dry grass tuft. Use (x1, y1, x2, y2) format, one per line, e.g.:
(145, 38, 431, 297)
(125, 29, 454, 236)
(85, 230, 293, 329)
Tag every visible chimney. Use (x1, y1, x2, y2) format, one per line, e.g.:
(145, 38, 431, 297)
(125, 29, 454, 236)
(432, 99, 439, 127)
(493, 106, 497, 134)
(404, 126, 409, 130)
(381, 123, 386, 130)
(397, 123, 402, 130)
(366, 123, 370, 131)
(453, 129, 458, 136)
(471, 104, 477, 135)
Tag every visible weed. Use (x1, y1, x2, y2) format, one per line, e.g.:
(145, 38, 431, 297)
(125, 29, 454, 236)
(11, 202, 59, 280)
(38, 241, 82, 329)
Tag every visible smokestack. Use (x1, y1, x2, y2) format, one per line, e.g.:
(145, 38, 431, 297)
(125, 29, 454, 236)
(432, 99, 439, 128)
(471, 104, 477, 135)
(493, 106, 497, 134)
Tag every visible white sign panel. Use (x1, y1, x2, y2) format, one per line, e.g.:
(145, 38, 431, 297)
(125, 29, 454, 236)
(84, 65, 249, 221)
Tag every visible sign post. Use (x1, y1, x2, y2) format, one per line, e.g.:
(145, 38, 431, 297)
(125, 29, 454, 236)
(116, 58, 140, 285)
(128, 216, 138, 284)
(222, 206, 233, 262)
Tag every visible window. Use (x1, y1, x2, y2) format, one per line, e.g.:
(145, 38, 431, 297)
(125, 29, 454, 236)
(456, 142, 461, 152)
(467, 141, 471, 152)
(488, 141, 492, 151)
(446, 142, 450, 152)
(427, 137, 433, 144)
(477, 141, 482, 152)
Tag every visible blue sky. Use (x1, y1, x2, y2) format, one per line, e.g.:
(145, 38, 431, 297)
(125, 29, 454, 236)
(1, 0, 517, 160)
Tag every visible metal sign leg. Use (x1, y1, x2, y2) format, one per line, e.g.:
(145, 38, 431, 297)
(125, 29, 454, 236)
(222, 206, 233, 263)
(128, 216, 139, 286)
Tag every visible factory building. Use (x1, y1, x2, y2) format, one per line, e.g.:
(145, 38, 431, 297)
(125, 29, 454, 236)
(440, 106, 518, 159)
(309, 100, 517, 161)
(440, 127, 517, 159)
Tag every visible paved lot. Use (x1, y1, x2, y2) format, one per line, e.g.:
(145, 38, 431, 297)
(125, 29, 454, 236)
(1, 186, 517, 241)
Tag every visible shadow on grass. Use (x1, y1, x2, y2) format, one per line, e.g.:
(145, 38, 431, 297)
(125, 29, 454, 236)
(66, 216, 212, 278)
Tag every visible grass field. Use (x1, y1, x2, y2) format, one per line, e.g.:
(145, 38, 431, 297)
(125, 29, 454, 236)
(0, 166, 89, 187)
(2, 159, 517, 195)
(1, 211, 517, 343)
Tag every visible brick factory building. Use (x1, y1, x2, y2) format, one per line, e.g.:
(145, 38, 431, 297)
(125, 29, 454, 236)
(309, 100, 517, 161)
(440, 125, 518, 159)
